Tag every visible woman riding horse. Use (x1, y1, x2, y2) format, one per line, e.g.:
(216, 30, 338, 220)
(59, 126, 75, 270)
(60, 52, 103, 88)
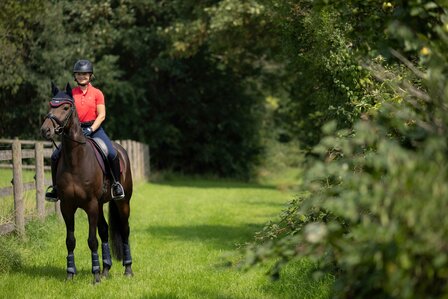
(46, 59, 124, 201)
(41, 80, 133, 282)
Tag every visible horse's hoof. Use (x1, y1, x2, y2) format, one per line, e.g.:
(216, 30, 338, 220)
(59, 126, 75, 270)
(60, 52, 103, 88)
(92, 273, 101, 284)
(66, 273, 75, 280)
(101, 267, 110, 278)
(124, 265, 133, 277)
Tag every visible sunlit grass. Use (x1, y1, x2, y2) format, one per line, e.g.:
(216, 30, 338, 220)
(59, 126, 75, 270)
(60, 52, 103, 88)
(0, 178, 332, 298)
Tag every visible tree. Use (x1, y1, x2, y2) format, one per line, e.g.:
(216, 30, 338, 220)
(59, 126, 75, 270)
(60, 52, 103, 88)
(0, 0, 71, 138)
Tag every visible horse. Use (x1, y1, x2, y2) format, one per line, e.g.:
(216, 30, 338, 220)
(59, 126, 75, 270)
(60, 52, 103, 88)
(40, 82, 133, 283)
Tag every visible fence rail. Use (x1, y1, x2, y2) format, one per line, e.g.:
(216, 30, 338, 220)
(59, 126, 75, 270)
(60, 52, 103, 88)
(0, 138, 150, 237)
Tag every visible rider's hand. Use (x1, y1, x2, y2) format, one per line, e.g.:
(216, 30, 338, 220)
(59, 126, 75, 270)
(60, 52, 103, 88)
(82, 127, 93, 136)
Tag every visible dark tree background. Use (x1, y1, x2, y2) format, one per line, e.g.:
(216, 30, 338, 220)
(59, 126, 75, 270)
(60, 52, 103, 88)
(1, 0, 444, 181)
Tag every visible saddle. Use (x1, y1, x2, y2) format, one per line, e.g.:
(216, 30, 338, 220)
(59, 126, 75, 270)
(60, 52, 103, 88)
(86, 138, 123, 176)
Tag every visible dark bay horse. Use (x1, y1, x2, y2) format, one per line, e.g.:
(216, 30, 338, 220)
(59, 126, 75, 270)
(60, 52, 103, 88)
(40, 83, 133, 283)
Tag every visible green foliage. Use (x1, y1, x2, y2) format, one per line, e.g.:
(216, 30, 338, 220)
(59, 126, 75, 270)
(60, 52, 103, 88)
(244, 1, 448, 298)
(248, 103, 448, 297)
(0, 0, 70, 138)
(1, 0, 268, 178)
(260, 1, 376, 147)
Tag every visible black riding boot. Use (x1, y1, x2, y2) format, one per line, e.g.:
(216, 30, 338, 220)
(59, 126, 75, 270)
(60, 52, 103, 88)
(111, 155, 125, 200)
(45, 158, 58, 202)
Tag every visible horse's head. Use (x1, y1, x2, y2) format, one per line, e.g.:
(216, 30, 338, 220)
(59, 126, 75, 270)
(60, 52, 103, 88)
(41, 82, 76, 140)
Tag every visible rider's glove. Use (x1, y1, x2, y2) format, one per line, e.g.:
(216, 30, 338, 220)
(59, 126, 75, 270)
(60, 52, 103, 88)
(82, 126, 93, 136)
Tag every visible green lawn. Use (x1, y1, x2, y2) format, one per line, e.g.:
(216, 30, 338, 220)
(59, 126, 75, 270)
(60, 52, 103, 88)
(0, 178, 332, 298)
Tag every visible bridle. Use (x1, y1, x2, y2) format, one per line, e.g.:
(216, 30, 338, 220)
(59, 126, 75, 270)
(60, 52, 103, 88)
(46, 103, 74, 135)
(45, 99, 86, 148)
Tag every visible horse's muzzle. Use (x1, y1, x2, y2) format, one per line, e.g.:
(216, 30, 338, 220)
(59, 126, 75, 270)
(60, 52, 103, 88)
(41, 125, 54, 140)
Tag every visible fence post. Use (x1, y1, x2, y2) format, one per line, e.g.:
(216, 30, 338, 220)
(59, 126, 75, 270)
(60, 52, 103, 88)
(125, 140, 132, 177)
(131, 140, 136, 179)
(134, 141, 138, 181)
(134, 141, 139, 181)
(145, 144, 150, 179)
(139, 142, 144, 180)
(128, 140, 133, 178)
(12, 138, 25, 237)
(35, 142, 45, 219)
(114, 139, 150, 181)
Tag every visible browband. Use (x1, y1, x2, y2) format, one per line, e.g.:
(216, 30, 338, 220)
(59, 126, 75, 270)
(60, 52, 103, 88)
(50, 99, 74, 107)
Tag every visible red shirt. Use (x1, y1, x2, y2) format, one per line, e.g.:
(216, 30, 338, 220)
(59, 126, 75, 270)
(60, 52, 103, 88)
(72, 83, 105, 122)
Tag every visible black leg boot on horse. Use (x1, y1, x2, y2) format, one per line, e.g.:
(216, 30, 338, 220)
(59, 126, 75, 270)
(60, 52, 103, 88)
(110, 154, 125, 200)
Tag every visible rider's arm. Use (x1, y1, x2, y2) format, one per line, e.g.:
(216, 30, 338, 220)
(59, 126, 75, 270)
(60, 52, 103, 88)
(91, 104, 106, 132)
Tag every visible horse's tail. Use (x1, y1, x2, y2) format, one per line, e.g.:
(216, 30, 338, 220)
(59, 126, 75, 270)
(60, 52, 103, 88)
(108, 201, 123, 260)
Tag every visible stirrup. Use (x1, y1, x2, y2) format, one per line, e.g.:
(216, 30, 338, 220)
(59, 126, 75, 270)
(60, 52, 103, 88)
(45, 186, 59, 202)
(111, 182, 125, 200)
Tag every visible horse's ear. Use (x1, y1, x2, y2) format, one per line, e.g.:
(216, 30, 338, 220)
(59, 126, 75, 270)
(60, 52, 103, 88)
(65, 82, 73, 97)
(51, 81, 59, 96)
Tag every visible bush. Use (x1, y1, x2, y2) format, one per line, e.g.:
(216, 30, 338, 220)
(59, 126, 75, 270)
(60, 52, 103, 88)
(243, 1, 448, 298)
(245, 98, 448, 297)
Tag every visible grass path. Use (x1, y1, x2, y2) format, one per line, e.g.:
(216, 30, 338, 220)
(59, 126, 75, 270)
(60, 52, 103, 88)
(0, 178, 331, 298)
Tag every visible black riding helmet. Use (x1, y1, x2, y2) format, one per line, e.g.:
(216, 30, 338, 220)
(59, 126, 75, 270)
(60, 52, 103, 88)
(73, 59, 93, 74)
(73, 60, 94, 86)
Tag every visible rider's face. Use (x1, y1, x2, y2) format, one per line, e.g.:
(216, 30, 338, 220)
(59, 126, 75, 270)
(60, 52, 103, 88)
(74, 72, 91, 85)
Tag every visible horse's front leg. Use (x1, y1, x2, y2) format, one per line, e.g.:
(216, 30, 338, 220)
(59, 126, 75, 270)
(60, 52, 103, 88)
(62, 207, 77, 280)
(98, 204, 112, 278)
(86, 203, 101, 284)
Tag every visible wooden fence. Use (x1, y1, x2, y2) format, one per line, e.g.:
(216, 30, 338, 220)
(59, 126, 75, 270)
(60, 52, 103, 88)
(0, 138, 150, 237)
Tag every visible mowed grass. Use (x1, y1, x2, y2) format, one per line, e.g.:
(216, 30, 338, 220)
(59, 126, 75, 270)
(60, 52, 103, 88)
(0, 178, 332, 298)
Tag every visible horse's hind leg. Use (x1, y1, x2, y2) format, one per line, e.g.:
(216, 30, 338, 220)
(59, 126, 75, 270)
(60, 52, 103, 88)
(123, 240, 133, 277)
(109, 200, 133, 276)
(120, 202, 133, 277)
(98, 205, 112, 278)
(115, 201, 133, 277)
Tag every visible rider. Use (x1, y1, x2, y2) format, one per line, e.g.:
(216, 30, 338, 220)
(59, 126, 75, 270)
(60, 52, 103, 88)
(45, 59, 125, 201)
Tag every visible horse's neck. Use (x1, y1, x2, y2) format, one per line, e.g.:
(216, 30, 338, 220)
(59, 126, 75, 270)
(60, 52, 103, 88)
(61, 140, 84, 164)
(61, 127, 88, 166)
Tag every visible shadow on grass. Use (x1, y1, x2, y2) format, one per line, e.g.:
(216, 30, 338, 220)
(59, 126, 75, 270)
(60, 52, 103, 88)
(12, 264, 64, 280)
(242, 200, 289, 208)
(147, 223, 263, 250)
(140, 290, 253, 299)
(150, 179, 278, 190)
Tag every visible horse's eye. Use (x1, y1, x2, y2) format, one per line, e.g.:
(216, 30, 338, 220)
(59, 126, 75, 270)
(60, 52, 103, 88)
(63, 106, 70, 111)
